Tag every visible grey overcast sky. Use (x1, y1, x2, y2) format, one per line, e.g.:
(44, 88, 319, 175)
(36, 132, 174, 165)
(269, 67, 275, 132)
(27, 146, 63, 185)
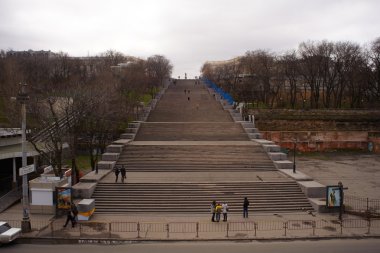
(0, 0, 379, 78)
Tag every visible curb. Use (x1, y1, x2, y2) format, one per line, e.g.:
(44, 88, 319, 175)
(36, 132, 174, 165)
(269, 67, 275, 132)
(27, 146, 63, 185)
(16, 235, 380, 245)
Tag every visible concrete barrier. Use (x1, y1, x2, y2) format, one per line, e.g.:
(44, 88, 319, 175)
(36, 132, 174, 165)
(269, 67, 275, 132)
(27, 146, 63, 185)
(273, 160, 294, 169)
(268, 152, 287, 161)
(252, 139, 275, 145)
(279, 168, 312, 181)
(128, 122, 141, 128)
(97, 161, 116, 170)
(248, 133, 262, 139)
(262, 144, 281, 152)
(106, 145, 123, 153)
(121, 133, 135, 140)
(101, 152, 120, 161)
(112, 139, 131, 146)
(298, 181, 326, 198)
(240, 122, 254, 129)
(73, 182, 97, 199)
(79, 170, 110, 183)
(244, 128, 259, 133)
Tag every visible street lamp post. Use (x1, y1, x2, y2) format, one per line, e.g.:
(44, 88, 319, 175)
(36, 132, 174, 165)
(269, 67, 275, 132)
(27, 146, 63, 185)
(293, 138, 297, 174)
(17, 83, 31, 233)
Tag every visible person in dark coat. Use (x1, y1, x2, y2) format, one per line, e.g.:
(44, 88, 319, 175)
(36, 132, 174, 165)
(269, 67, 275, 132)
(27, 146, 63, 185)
(211, 200, 216, 222)
(114, 167, 120, 182)
(120, 165, 126, 183)
(243, 197, 250, 218)
(63, 203, 78, 228)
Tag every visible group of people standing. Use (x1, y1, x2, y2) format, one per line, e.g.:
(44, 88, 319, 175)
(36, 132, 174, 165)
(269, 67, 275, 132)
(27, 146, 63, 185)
(211, 197, 250, 222)
(114, 165, 126, 183)
(211, 201, 229, 222)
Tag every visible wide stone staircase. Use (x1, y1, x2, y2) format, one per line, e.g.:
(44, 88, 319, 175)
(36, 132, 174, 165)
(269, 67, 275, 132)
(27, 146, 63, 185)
(116, 144, 276, 172)
(93, 79, 313, 214)
(134, 122, 249, 141)
(93, 181, 313, 213)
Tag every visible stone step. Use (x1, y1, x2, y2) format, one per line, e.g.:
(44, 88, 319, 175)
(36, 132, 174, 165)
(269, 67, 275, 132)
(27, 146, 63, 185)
(248, 133, 262, 139)
(262, 144, 281, 152)
(134, 123, 249, 141)
(125, 128, 139, 133)
(112, 139, 131, 146)
(268, 152, 288, 161)
(120, 133, 135, 140)
(92, 181, 313, 213)
(106, 167, 276, 172)
(240, 122, 254, 128)
(252, 139, 275, 145)
(128, 122, 141, 128)
(95, 181, 297, 187)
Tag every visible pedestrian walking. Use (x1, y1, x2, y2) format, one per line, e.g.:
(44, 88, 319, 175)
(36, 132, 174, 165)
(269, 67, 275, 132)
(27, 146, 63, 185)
(120, 165, 126, 183)
(243, 197, 250, 218)
(114, 166, 120, 182)
(211, 200, 216, 222)
(215, 203, 222, 222)
(63, 203, 78, 228)
(222, 202, 229, 222)
(187, 96, 190, 101)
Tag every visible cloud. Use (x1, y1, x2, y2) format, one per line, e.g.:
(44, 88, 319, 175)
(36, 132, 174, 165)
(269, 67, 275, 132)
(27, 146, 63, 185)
(1, 0, 379, 77)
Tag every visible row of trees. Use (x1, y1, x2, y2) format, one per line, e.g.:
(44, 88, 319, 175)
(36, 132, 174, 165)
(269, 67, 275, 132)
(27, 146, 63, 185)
(0, 49, 173, 179)
(201, 38, 380, 109)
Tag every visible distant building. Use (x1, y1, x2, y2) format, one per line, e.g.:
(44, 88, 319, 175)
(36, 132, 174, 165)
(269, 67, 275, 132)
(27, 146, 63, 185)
(6, 50, 58, 59)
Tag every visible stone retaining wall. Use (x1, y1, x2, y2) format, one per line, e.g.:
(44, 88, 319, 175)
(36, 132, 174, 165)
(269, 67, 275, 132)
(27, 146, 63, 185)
(260, 130, 380, 153)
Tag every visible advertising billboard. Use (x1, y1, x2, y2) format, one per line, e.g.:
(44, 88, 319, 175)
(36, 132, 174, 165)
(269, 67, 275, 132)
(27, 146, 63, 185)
(56, 187, 72, 210)
(326, 185, 341, 208)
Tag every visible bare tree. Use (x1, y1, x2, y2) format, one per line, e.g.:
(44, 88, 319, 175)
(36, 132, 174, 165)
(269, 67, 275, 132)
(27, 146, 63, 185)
(368, 37, 380, 103)
(146, 55, 173, 98)
(282, 50, 299, 108)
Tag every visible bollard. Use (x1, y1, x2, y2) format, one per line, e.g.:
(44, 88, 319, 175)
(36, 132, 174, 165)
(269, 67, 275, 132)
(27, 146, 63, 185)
(284, 222, 288, 236)
(254, 222, 257, 237)
(196, 222, 199, 238)
(79, 223, 82, 237)
(137, 222, 140, 238)
(312, 221, 316, 236)
(340, 221, 343, 235)
(166, 223, 169, 238)
(50, 221, 54, 237)
(226, 223, 229, 238)
(368, 218, 371, 234)
(109, 223, 112, 238)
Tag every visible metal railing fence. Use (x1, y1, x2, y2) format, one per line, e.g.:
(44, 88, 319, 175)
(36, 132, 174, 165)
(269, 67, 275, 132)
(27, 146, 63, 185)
(4, 218, 380, 239)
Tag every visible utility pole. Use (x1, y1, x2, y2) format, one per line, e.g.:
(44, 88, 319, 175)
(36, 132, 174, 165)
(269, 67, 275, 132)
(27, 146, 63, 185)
(17, 83, 31, 233)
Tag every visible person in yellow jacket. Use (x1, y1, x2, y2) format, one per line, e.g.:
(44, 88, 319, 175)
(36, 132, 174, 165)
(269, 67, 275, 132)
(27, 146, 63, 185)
(215, 203, 222, 222)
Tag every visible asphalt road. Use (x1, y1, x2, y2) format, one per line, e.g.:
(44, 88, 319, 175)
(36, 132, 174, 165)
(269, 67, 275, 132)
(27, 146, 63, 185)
(2, 239, 380, 253)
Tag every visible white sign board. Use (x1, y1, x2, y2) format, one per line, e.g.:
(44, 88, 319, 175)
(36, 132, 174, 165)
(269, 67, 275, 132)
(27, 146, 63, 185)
(19, 164, 35, 176)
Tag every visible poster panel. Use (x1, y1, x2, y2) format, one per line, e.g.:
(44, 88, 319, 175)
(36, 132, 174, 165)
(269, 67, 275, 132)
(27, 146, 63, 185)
(326, 185, 341, 208)
(56, 187, 72, 210)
